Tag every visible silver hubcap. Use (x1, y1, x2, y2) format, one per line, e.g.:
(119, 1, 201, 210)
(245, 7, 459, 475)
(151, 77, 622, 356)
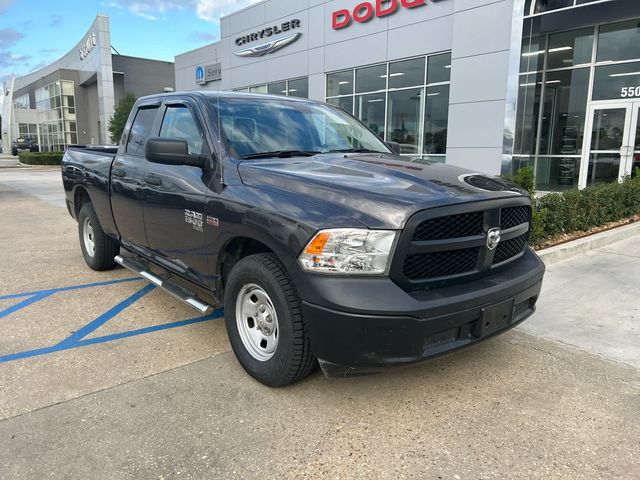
(235, 283, 279, 362)
(83, 217, 96, 258)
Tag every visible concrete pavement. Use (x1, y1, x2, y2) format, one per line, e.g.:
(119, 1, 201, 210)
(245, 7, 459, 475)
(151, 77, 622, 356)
(0, 168, 638, 479)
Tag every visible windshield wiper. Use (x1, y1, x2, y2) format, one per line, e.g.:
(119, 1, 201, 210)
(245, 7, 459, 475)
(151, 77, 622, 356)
(327, 148, 386, 154)
(241, 150, 321, 159)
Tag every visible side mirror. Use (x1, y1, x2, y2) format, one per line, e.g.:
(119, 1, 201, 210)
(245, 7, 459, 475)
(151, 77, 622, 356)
(386, 141, 401, 155)
(145, 137, 208, 168)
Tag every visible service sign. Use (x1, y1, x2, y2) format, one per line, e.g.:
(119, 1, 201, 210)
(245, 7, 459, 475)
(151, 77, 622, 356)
(196, 63, 222, 85)
(79, 33, 97, 60)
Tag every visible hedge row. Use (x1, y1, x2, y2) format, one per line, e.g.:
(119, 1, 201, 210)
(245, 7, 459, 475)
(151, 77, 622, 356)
(506, 166, 640, 247)
(18, 151, 64, 165)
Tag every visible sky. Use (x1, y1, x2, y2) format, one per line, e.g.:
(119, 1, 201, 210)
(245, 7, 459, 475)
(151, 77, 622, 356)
(0, 0, 260, 108)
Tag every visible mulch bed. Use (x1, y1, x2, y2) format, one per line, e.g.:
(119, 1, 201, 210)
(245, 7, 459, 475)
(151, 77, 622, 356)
(534, 215, 640, 251)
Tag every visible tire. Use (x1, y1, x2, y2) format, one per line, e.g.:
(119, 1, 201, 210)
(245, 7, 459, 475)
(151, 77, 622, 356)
(224, 253, 317, 387)
(78, 202, 119, 271)
(11, 148, 17, 156)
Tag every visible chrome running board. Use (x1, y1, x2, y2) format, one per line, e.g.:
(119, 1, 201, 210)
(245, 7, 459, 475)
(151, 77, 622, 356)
(115, 255, 214, 314)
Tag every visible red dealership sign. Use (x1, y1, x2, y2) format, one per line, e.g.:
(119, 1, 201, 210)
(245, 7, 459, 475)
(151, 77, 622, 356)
(332, 0, 441, 30)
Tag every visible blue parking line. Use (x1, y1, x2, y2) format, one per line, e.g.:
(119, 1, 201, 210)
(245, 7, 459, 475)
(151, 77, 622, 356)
(0, 277, 142, 301)
(0, 292, 55, 320)
(0, 309, 224, 364)
(56, 284, 156, 347)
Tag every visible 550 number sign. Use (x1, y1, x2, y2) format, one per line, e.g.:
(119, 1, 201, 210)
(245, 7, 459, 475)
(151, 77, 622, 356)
(621, 86, 640, 98)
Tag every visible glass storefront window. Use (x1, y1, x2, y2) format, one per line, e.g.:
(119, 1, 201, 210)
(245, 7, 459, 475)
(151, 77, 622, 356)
(427, 53, 451, 84)
(534, 0, 574, 13)
(287, 77, 308, 98)
(597, 20, 640, 63)
(593, 61, 640, 101)
(249, 85, 267, 94)
(514, 73, 542, 155)
(387, 88, 423, 154)
(535, 156, 581, 190)
(327, 96, 354, 114)
(327, 53, 451, 158)
(356, 64, 386, 93)
(521, 36, 546, 73)
(267, 81, 287, 95)
(547, 28, 593, 69)
(388, 58, 425, 89)
(356, 93, 386, 138)
(424, 85, 449, 154)
(327, 70, 353, 97)
(539, 68, 590, 155)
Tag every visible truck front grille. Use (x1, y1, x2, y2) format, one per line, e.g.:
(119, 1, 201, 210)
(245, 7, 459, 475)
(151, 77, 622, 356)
(390, 199, 531, 291)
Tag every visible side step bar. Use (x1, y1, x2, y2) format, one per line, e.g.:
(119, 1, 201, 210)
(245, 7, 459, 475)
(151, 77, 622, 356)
(115, 255, 214, 314)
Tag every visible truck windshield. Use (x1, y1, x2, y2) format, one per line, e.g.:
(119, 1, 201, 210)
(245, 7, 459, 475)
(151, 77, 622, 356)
(210, 97, 391, 159)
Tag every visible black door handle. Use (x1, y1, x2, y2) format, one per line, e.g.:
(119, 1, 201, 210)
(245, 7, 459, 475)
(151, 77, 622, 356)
(145, 175, 162, 186)
(112, 168, 127, 178)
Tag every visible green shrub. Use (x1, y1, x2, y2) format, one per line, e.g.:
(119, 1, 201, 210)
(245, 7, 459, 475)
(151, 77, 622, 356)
(504, 165, 535, 196)
(529, 172, 640, 247)
(18, 151, 64, 165)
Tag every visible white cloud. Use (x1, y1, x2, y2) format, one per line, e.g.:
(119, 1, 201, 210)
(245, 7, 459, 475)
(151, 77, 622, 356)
(107, 0, 262, 23)
(195, 0, 262, 23)
(0, 0, 15, 14)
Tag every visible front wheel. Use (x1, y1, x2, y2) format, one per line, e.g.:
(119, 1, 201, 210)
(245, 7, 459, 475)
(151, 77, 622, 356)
(224, 253, 317, 387)
(78, 203, 119, 271)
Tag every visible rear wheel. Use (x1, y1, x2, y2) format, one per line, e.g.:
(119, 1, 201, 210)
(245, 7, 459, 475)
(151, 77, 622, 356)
(224, 253, 317, 387)
(78, 203, 119, 271)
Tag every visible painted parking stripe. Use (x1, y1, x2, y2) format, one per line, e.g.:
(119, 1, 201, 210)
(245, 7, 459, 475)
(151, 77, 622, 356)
(0, 292, 55, 320)
(0, 277, 142, 301)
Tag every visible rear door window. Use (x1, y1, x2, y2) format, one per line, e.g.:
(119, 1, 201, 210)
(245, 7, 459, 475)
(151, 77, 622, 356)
(126, 107, 159, 156)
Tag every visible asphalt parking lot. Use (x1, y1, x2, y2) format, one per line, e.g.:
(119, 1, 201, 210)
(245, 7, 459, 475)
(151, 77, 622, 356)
(0, 165, 638, 480)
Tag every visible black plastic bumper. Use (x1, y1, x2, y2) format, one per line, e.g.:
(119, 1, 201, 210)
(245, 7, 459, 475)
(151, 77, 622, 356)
(296, 248, 545, 377)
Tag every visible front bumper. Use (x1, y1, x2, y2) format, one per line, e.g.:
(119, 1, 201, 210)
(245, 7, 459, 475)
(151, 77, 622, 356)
(295, 248, 545, 377)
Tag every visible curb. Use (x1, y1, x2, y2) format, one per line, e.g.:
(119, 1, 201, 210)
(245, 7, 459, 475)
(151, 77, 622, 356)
(537, 222, 640, 266)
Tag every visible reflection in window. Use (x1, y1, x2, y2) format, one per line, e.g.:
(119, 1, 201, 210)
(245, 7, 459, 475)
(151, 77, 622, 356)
(160, 107, 205, 155)
(356, 64, 386, 94)
(267, 81, 287, 96)
(387, 88, 423, 154)
(327, 70, 353, 97)
(520, 36, 546, 73)
(287, 77, 309, 98)
(547, 28, 593, 69)
(593, 62, 640, 101)
(427, 53, 451, 84)
(534, 0, 573, 13)
(327, 96, 354, 114)
(126, 107, 158, 157)
(389, 58, 425, 89)
(356, 93, 386, 138)
(424, 85, 449, 155)
(597, 20, 640, 63)
(514, 73, 542, 155)
(539, 68, 589, 156)
(536, 157, 581, 190)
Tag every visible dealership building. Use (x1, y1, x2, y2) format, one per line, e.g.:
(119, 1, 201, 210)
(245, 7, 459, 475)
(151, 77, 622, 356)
(1, 14, 175, 154)
(175, 0, 640, 190)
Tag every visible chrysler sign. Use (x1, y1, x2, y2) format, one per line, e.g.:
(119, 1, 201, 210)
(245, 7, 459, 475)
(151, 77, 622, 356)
(234, 19, 302, 57)
(332, 0, 445, 30)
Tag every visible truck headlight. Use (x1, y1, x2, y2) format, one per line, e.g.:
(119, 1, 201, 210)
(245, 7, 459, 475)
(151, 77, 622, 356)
(299, 229, 398, 275)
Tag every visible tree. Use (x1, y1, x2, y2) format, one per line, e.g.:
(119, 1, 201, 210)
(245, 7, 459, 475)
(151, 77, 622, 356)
(108, 93, 137, 144)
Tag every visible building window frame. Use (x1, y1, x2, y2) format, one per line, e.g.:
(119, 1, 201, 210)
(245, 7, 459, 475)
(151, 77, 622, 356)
(325, 52, 452, 163)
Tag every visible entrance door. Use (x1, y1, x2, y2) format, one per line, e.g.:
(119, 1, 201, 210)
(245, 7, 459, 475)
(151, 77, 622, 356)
(580, 102, 640, 188)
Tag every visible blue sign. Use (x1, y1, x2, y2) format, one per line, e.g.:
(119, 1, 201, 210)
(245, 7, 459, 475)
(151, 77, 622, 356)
(196, 66, 205, 85)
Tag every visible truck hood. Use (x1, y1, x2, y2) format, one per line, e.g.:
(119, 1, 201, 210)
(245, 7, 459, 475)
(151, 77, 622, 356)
(237, 154, 526, 229)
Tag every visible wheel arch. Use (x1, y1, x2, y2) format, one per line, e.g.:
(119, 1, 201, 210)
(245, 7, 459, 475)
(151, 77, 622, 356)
(73, 186, 92, 219)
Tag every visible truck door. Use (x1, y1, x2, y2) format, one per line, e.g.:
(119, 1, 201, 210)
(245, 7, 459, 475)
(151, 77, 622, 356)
(142, 100, 214, 287)
(110, 103, 160, 249)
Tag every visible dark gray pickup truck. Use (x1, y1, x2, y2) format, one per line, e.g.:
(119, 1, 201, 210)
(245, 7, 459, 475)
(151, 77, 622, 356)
(62, 91, 545, 386)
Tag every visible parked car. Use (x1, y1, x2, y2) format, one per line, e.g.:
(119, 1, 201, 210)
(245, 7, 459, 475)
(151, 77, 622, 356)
(62, 92, 545, 386)
(11, 137, 39, 156)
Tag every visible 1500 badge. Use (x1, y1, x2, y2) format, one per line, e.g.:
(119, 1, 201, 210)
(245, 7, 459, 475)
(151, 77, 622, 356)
(185, 210, 204, 232)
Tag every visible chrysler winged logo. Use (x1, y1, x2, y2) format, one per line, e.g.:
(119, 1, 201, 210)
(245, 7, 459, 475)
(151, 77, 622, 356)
(234, 32, 301, 57)
(487, 228, 501, 251)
